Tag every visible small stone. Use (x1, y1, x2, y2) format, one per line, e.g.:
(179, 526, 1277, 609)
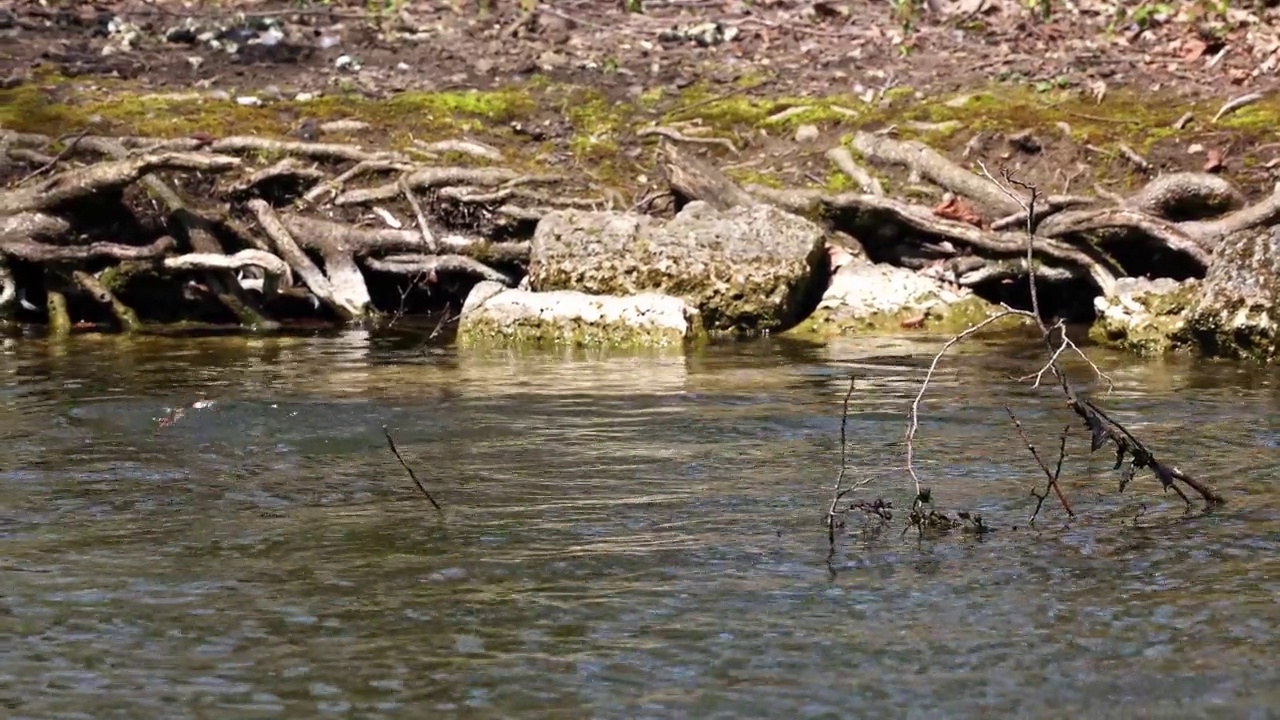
(334, 54, 360, 71)
(206, 89, 231, 101)
(395, 62, 410, 72)
(794, 124, 820, 143)
(1187, 143, 1205, 154)
(294, 92, 317, 102)
(186, 56, 203, 70)
(235, 95, 262, 107)
(261, 85, 283, 99)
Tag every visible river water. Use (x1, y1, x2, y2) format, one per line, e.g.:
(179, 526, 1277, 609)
(1, 329, 1277, 718)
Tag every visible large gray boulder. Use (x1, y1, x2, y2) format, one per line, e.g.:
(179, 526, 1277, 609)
(456, 280, 702, 348)
(787, 259, 1014, 336)
(526, 201, 826, 333)
(1180, 226, 1280, 361)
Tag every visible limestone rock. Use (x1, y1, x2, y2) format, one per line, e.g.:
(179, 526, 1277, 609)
(1089, 276, 1197, 357)
(527, 201, 826, 333)
(457, 280, 701, 348)
(1181, 226, 1280, 361)
(788, 260, 1012, 336)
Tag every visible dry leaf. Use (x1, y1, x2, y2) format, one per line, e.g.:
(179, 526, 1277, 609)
(932, 196, 986, 229)
(1182, 38, 1208, 62)
(1204, 148, 1225, 173)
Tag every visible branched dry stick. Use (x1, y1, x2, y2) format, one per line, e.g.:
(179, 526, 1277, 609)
(898, 162, 1223, 525)
(383, 426, 442, 512)
(904, 308, 1033, 498)
(1005, 407, 1074, 522)
(977, 164, 1224, 507)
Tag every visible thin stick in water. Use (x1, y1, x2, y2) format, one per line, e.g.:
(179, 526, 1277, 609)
(383, 425, 442, 511)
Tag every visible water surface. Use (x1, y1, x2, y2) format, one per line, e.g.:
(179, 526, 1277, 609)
(2, 331, 1277, 718)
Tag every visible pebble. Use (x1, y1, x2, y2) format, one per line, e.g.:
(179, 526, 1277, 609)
(294, 92, 317, 102)
(235, 96, 262, 107)
(794, 124, 820, 143)
(206, 89, 231, 101)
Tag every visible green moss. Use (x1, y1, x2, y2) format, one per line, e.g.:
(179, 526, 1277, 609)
(1088, 282, 1198, 357)
(725, 168, 785, 189)
(9, 71, 1280, 203)
(458, 315, 703, 349)
(788, 296, 1025, 338)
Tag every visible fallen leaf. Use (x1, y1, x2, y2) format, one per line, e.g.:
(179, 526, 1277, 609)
(825, 242, 858, 272)
(1182, 38, 1208, 62)
(1204, 148, 1224, 173)
(932, 195, 986, 229)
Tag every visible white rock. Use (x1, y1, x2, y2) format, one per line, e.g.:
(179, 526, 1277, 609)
(458, 282, 701, 347)
(794, 124, 820, 143)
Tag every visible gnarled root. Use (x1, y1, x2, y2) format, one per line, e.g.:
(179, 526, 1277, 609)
(365, 254, 515, 286)
(0, 152, 240, 215)
(72, 270, 144, 333)
(247, 199, 368, 320)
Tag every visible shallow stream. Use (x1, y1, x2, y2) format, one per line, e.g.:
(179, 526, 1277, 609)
(2, 330, 1277, 717)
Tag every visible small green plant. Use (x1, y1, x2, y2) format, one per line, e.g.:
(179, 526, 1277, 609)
(1118, 1, 1175, 31)
(889, 0, 925, 34)
(1025, 0, 1052, 21)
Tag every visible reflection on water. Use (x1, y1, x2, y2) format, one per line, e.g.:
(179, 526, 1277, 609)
(2, 331, 1279, 717)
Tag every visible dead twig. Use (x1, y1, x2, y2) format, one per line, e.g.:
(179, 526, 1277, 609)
(826, 376, 869, 547)
(398, 176, 436, 247)
(1212, 92, 1264, 123)
(383, 426, 442, 512)
(15, 129, 91, 187)
(1005, 408, 1074, 522)
(638, 126, 739, 155)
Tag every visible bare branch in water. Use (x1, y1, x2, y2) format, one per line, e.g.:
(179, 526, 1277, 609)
(826, 375, 868, 547)
(383, 425, 442, 511)
(887, 166, 1222, 543)
(1005, 408, 1074, 522)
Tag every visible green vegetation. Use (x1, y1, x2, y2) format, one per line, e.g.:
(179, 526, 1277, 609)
(5, 69, 1280, 196)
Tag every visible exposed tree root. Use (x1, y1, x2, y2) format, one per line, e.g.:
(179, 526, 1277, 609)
(3, 124, 1277, 335)
(365, 254, 515, 286)
(1, 152, 240, 215)
(248, 199, 364, 320)
(0, 257, 15, 316)
(72, 269, 144, 332)
(852, 131, 1023, 216)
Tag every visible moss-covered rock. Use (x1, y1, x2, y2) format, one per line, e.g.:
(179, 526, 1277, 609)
(786, 260, 1020, 337)
(456, 281, 703, 349)
(526, 202, 826, 333)
(1089, 277, 1198, 357)
(1177, 227, 1280, 362)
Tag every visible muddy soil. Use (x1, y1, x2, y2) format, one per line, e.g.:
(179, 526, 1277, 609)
(4, 0, 1279, 102)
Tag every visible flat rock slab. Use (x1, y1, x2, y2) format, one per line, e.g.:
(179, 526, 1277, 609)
(526, 201, 826, 333)
(457, 280, 701, 348)
(788, 260, 1009, 336)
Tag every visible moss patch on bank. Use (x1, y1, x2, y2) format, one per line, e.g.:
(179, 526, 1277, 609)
(5, 74, 1280, 196)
